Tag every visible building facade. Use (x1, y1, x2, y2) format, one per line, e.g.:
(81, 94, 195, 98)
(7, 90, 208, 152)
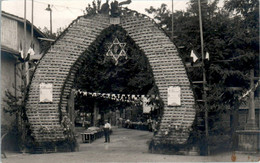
(1, 11, 45, 150)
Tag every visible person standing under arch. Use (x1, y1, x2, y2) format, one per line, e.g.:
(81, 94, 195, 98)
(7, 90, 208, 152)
(103, 120, 112, 143)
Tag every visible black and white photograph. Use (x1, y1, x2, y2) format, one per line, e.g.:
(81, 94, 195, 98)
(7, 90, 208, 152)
(1, 0, 259, 162)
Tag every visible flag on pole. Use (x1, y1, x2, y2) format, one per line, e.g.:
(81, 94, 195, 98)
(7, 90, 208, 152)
(190, 50, 198, 62)
(27, 43, 35, 56)
(205, 52, 210, 60)
(19, 42, 24, 59)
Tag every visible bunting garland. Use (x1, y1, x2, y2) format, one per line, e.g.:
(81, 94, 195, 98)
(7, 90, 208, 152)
(76, 90, 159, 106)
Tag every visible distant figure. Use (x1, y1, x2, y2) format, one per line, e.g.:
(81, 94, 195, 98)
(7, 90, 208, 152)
(118, 117, 123, 127)
(147, 117, 152, 132)
(119, 0, 131, 6)
(152, 120, 158, 135)
(103, 120, 112, 143)
(125, 119, 131, 128)
(110, 0, 120, 17)
(100, 0, 110, 14)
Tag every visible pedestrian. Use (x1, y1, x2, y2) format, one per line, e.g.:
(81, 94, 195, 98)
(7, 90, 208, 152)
(125, 119, 131, 128)
(103, 120, 111, 143)
(118, 117, 123, 128)
(152, 119, 158, 135)
(147, 117, 152, 132)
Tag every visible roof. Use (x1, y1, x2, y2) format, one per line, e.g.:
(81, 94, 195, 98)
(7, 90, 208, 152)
(1, 45, 22, 61)
(1, 45, 43, 61)
(2, 11, 46, 38)
(1, 45, 20, 55)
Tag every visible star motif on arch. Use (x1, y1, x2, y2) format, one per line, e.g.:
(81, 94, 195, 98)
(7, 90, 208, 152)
(106, 38, 127, 65)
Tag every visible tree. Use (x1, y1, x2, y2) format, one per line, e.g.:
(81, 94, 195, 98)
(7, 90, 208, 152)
(37, 27, 56, 54)
(146, 0, 259, 152)
(3, 66, 35, 151)
(224, 0, 259, 71)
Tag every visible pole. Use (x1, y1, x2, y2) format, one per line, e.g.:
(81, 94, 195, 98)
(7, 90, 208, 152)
(46, 4, 52, 35)
(50, 8, 52, 35)
(22, 0, 27, 153)
(24, 0, 27, 58)
(198, 0, 209, 155)
(171, 0, 174, 40)
(23, 0, 28, 85)
(245, 69, 256, 129)
(31, 0, 34, 40)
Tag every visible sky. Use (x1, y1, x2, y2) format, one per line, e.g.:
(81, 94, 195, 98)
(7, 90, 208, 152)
(1, 0, 191, 32)
(1, 0, 223, 33)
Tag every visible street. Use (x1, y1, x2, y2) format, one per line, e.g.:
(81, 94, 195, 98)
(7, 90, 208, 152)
(2, 127, 260, 162)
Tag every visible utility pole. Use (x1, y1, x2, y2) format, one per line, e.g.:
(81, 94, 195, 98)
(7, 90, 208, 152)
(23, 0, 26, 76)
(171, 0, 174, 40)
(46, 4, 52, 35)
(22, 0, 27, 152)
(198, 0, 209, 155)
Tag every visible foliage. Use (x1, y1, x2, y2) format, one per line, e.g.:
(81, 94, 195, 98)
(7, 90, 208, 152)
(145, 0, 259, 151)
(61, 115, 74, 139)
(3, 66, 35, 151)
(74, 25, 161, 113)
(38, 26, 66, 54)
(85, 0, 101, 15)
(75, 25, 157, 94)
(1, 123, 21, 151)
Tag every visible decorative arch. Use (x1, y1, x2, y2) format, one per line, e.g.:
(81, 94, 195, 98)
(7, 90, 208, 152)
(26, 9, 195, 146)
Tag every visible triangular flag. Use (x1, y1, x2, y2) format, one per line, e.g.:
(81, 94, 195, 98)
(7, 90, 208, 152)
(19, 42, 24, 59)
(27, 47, 35, 56)
(190, 50, 198, 62)
(27, 43, 35, 56)
(205, 52, 210, 60)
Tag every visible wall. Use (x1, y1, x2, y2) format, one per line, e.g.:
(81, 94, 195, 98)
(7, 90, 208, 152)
(1, 16, 42, 125)
(1, 53, 24, 151)
(1, 53, 18, 126)
(0, 16, 41, 53)
(17, 23, 41, 55)
(1, 17, 18, 50)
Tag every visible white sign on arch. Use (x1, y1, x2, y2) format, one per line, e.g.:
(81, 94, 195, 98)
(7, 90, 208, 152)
(40, 83, 53, 102)
(167, 86, 181, 106)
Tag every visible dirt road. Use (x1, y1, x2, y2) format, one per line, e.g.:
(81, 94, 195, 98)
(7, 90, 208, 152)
(2, 127, 260, 162)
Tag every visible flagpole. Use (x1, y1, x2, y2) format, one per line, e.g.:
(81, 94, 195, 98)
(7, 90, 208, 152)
(24, 0, 26, 59)
(31, 0, 34, 41)
(21, 0, 27, 153)
(198, 0, 209, 155)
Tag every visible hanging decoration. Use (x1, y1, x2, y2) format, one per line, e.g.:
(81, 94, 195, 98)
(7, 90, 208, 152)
(205, 52, 210, 60)
(76, 90, 159, 110)
(106, 37, 127, 65)
(190, 50, 198, 62)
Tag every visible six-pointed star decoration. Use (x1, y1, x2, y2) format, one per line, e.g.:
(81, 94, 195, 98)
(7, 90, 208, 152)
(106, 38, 127, 65)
